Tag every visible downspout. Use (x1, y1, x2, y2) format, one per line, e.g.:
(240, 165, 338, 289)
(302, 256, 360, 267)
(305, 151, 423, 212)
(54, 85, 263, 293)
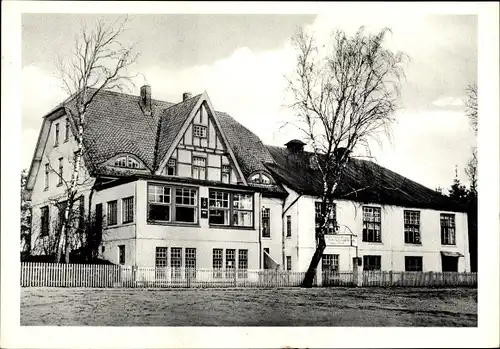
(258, 193, 262, 269)
(282, 193, 303, 270)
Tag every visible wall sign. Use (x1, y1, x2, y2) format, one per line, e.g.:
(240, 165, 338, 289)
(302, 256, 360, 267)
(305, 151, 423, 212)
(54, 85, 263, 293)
(201, 210, 208, 219)
(201, 197, 208, 209)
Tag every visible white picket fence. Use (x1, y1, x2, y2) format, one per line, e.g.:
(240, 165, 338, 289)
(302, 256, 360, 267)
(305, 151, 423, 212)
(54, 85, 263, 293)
(20, 263, 477, 288)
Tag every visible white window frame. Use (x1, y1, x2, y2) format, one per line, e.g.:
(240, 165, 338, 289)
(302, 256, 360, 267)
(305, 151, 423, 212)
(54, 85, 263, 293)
(193, 124, 207, 138)
(208, 190, 253, 228)
(362, 206, 382, 242)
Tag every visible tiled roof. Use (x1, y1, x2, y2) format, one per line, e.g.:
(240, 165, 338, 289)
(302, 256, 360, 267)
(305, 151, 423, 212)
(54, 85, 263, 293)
(156, 94, 203, 169)
(265, 145, 466, 212)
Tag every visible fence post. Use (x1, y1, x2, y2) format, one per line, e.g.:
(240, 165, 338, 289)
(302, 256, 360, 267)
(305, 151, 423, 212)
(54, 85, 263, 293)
(233, 268, 237, 287)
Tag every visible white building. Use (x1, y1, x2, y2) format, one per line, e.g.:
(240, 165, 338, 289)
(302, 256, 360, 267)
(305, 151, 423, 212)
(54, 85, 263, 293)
(26, 86, 470, 274)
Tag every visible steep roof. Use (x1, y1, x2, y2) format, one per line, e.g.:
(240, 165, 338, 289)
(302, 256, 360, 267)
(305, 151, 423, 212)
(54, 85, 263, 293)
(265, 145, 466, 212)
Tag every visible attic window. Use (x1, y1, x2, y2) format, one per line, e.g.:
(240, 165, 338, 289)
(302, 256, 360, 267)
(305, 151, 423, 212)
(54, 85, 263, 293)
(249, 173, 271, 185)
(193, 125, 207, 138)
(113, 155, 141, 169)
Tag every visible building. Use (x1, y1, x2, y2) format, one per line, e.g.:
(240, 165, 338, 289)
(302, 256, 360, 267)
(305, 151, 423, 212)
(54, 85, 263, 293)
(25, 86, 470, 274)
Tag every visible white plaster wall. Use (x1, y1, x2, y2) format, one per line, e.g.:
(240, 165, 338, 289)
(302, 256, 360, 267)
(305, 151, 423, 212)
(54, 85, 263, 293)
(261, 197, 285, 268)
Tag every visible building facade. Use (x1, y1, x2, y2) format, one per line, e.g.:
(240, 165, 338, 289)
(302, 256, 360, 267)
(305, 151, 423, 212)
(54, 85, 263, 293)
(26, 86, 470, 274)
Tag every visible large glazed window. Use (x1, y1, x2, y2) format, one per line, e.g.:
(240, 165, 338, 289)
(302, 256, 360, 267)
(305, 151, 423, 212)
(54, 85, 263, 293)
(148, 184, 198, 224)
(208, 190, 253, 227)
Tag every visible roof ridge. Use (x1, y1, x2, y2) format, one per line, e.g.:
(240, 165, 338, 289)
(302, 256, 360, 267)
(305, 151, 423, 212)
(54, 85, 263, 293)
(161, 93, 203, 112)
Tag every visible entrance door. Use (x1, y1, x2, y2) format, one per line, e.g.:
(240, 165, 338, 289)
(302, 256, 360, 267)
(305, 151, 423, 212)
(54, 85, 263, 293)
(441, 256, 458, 272)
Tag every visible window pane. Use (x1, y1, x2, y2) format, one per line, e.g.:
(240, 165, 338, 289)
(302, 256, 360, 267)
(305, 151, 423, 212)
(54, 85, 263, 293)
(233, 194, 253, 210)
(175, 206, 197, 223)
(149, 204, 170, 221)
(233, 211, 253, 227)
(209, 191, 229, 208)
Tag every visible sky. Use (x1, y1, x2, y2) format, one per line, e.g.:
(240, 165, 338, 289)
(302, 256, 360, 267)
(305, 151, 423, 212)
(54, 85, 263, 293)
(21, 12, 477, 190)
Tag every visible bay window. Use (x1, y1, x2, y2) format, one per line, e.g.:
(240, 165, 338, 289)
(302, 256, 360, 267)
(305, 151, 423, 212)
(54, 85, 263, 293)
(209, 190, 253, 227)
(148, 184, 198, 224)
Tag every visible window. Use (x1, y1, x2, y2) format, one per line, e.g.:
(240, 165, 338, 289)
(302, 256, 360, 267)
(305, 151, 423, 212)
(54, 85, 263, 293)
(40, 206, 49, 237)
(192, 157, 206, 180)
(122, 197, 134, 224)
(107, 200, 118, 226)
(362, 206, 381, 242)
(155, 247, 168, 279)
(118, 245, 125, 265)
(226, 249, 236, 278)
(54, 123, 59, 147)
(440, 214, 456, 245)
(171, 247, 182, 278)
(249, 173, 271, 184)
(213, 248, 223, 278)
(44, 163, 49, 190)
(175, 188, 198, 223)
(64, 118, 70, 142)
(148, 184, 171, 221)
(404, 210, 421, 244)
(209, 190, 253, 227)
(405, 256, 423, 272)
(322, 254, 339, 273)
(113, 155, 141, 169)
(286, 256, 292, 271)
(167, 159, 176, 176)
(148, 184, 198, 224)
(262, 207, 270, 238)
(238, 249, 248, 278)
(185, 248, 196, 279)
(193, 125, 207, 138)
(78, 196, 85, 230)
(315, 202, 337, 235)
(57, 157, 63, 186)
(221, 165, 231, 184)
(286, 215, 291, 237)
(56, 200, 67, 233)
(363, 255, 381, 271)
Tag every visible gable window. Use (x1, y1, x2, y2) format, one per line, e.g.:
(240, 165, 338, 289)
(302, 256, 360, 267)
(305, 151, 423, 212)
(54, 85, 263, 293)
(44, 163, 49, 190)
(249, 173, 271, 184)
(57, 157, 63, 186)
(107, 200, 118, 226)
(221, 165, 231, 184)
(64, 118, 70, 142)
(193, 125, 207, 138)
(362, 206, 382, 242)
(54, 123, 59, 147)
(209, 190, 253, 227)
(113, 155, 141, 169)
(322, 254, 339, 273)
(286, 215, 292, 237)
(122, 196, 134, 224)
(118, 245, 125, 265)
(405, 256, 423, 272)
(213, 248, 223, 279)
(262, 207, 270, 238)
(315, 202, 337, 235)
(192, 156, 206, 180)
(404, 210, 421, 244)
(363, 255, 381, 271)
(148, 184, 198, 224)
(440, 213, 456, 245)
(167, 159, 176, 176)
(40, 206, 49, 237)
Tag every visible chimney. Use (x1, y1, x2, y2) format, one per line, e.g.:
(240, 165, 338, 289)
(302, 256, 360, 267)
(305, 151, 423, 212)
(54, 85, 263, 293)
(334, 147, 351, 162)
(285, 139, 306, 154)
(182, 92, 193, 101)
(140, 85, 152, 115)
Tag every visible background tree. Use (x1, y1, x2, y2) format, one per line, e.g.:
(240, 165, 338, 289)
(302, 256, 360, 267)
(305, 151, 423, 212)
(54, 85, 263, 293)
(286, 27, 408, 286)
(53, 16, 137, 263)
(21, 169, 32, 256)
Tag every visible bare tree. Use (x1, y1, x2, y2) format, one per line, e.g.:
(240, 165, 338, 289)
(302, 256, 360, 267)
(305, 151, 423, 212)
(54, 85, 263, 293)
(464, 84, 478, 135)
(21, 170, 32, 255)
(54, 16, 138, 263)
(286, 27, 408, 287)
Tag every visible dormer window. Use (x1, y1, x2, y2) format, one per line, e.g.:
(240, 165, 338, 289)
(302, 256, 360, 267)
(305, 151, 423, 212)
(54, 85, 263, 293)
(113, 155, 142, 169)
(193, 125, 207, 138)
(249, 173, 272, 184)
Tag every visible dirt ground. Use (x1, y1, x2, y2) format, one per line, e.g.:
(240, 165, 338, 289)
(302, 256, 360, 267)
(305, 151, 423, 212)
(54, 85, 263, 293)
(21, 287, 477, 326)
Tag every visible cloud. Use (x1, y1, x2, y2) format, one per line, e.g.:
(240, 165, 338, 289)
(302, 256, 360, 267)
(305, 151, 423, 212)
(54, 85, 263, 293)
(432, 96, 465, 108)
